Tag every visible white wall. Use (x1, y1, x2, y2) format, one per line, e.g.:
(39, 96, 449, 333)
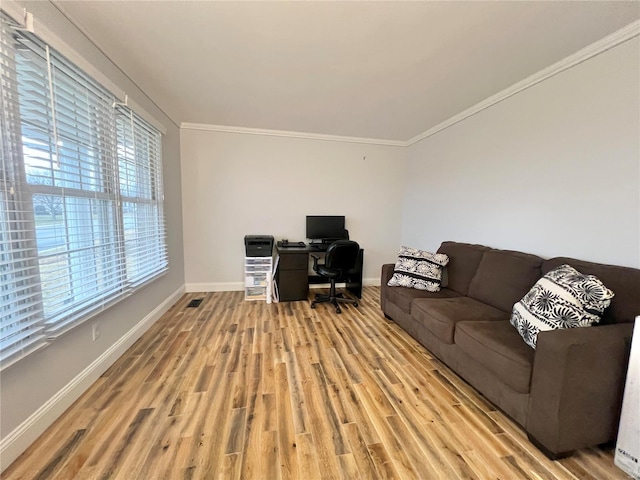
(180, 130, 406, 288)
(402, 37, 640, 268)
(1, 2, 185, 470)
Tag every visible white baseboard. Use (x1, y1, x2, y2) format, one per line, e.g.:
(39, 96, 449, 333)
(187, 278, 379, 293)
(364, 277, 380, 287)
(0, 285, 186, 473)
(186, 282, 244, 292)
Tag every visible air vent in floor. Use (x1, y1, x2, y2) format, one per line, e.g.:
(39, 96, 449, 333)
(187, 299, 203, 308)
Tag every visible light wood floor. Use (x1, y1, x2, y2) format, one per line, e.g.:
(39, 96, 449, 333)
(4, 287, 628, 479)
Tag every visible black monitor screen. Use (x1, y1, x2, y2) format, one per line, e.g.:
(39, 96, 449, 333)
(306, 215, 346, 241)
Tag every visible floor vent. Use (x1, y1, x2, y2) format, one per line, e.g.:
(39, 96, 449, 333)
(187, 299, 203, 308)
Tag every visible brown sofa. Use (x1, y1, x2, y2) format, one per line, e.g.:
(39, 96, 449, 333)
(380, 241, 638, 458)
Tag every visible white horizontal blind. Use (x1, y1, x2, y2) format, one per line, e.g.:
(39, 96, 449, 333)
(0, 12, 47, 366)
(116, 108, 167, 286)
(0, 11, 167, 367)
(15, 33, 127, 338)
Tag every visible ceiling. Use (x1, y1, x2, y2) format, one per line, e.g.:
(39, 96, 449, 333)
(53, 1, 639, 142)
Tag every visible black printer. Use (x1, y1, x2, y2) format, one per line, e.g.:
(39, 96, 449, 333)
(244, 235, 274, 257)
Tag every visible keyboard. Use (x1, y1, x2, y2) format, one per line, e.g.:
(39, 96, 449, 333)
(277, 241, 306, 248)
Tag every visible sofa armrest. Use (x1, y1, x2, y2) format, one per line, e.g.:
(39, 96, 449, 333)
(526, 323, 634, 456)
(380, 263, 395, 311)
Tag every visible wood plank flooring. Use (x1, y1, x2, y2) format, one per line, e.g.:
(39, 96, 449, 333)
(3, 287, 629, 479)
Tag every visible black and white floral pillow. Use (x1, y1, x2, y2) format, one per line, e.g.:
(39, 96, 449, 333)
(510, 264, 614, 349)
(387, 246, 449, 292)
(542, 264, 614, 314)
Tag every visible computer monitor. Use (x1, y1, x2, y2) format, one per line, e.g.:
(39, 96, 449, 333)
(306, 215, 346, 242)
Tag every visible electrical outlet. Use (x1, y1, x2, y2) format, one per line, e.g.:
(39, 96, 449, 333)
(92, 322, 100, 341)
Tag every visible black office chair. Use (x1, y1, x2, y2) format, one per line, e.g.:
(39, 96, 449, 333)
(310, 240, 360, 314)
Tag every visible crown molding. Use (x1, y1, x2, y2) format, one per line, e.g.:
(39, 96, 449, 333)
(406, 19, 640, 146)
(180, 123, 408, 147)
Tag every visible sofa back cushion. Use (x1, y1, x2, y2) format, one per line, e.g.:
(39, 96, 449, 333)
(436, 242, 488, 295)
(543, 258, 640, 324)
(468, 249, 543, 313)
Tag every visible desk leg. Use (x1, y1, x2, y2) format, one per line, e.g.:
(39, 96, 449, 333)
(346, 249, 363, 299)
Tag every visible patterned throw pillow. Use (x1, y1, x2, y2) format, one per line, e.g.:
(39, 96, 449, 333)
(542, 264, 614, 314)
(510, 264, 614, 349)
(387, 246, 449, 292)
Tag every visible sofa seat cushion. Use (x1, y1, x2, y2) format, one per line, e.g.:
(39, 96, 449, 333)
(411, 297, 508, 344)
(386, 286, 459, 314)
(455, 321, 535, 394)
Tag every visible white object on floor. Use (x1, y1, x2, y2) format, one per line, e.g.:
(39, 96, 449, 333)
(615, 316, 640, 479)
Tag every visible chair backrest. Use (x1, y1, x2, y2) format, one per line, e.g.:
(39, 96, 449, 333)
(325, 240, 360, 273)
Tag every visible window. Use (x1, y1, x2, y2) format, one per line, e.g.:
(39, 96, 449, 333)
(0, 12, 167, 368)
(116, 109, 167, 287)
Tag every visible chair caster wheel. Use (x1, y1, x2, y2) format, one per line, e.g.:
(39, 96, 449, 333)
(354, 302, 358, 307)
(310, 303, 316, 309)
(336, 308, 341, 314)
